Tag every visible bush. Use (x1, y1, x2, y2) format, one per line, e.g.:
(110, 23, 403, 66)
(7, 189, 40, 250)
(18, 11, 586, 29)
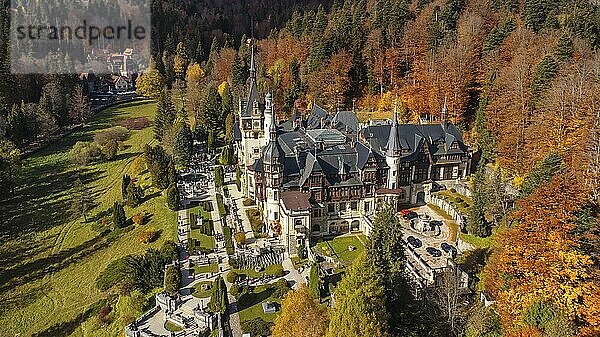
(94, 126, 129, 145)
(272, 279, 290, 299)
(227, 271, 240, 283)
(69, 141, 103, 166)
(102, 139, 119, 160)
(166, 183, 179, 210)
(234, 231, 246, 245)
(98, 305, 113, 324)
(132, 212, 145, 226)
(243, 198, 255, 206)
(230, 284, 240, 298)
(241, 318, 273, 337)
(164, 265, 181, 296)
(95, 257, 128, 291)
(266, 264, 284, 277)
(119, 117, 150, 130)
(138, 228, 159, 244)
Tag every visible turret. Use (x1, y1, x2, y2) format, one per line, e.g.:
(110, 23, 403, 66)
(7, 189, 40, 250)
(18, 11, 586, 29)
(386, 109, 401, 189)
(264, 92, 273, 146)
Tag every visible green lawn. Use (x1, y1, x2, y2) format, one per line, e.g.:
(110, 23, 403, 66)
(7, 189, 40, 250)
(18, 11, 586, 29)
(165, 321, 184, 332)
(189, 231, 216, 250)
(317, 235, 366, 266)
(237, 285, 281, 324)
(191, 281, 213, 298)
(194, 262, 218, 275)
(0, 100, 177, 336)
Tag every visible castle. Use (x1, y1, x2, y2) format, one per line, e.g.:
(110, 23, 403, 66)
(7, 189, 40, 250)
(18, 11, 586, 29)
(233, 46, 472, 256)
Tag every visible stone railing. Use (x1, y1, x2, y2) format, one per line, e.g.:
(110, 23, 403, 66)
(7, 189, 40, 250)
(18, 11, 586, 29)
(430, 194, 467, 227)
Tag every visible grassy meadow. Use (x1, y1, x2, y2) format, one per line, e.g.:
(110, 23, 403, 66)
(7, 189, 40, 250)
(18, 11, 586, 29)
(0, 101, 177, 337)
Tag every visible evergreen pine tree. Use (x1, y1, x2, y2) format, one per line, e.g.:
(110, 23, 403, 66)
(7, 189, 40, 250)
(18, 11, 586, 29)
(208, 276, 228, 314)
(468, 166, 490, 237)
(174, 124, 193, 166)
(556, 33, 574, 62)
(154, 90, 176, 141)
(326, 254, 389, 337)
(166, 183, 179, 211)
(112, 201, 127, 228)
(71, 178, 93, 222)
(122, 174, 131, 201)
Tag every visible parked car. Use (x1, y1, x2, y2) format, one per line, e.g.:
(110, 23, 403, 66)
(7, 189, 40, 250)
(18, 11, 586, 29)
(441, 243, 457, 257)
(400, 209, 413, 216)
(407, 236, 422, 248)
(402, 211, 419, 220)
(426, 247, 442, 257)
(430, 220, 444, 227)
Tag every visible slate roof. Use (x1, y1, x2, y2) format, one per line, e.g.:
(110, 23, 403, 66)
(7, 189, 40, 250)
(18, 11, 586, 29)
(362, 123, 466, 161)
(233, 121, 242, 141)
(241, 79, 262, 117)
(307, 104, 331, 129)
(331, 111, 359, 133)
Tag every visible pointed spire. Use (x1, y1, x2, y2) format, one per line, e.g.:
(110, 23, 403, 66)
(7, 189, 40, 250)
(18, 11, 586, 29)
(249, 42, 256, 81)
(386, 102, 401, 157)
(269, 110, 277, 141)
(441, 96, 447, 129)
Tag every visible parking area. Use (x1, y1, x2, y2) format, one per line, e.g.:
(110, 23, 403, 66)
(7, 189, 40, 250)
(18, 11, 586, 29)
(399, 205, 456, 269)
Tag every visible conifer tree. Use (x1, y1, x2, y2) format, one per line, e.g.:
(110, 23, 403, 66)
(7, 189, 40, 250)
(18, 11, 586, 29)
(208, 276, 228, 314)
(468, 166, 490, 237)
(327, 254, 389, 337)
(112, 201, 127, 228)
(154, 90, 176, 141)
(122, 174, 131, 201)
(174, 123, 193, 166)
(556, 33, 574, 62)
(166, 183, 179, 211)
(71, 178, 93, 222)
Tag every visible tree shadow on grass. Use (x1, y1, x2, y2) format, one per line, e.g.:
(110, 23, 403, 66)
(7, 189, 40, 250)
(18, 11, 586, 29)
(0, 226, 130, 293)
(31, 298, 106, 337)
(236, 287, 275, 312)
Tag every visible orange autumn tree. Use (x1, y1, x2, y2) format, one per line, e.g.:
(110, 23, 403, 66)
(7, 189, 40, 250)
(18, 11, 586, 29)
(484, 172, 600, 336)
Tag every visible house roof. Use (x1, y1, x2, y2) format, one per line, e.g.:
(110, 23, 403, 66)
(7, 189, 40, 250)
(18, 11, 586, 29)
(281, 191, 311, 211)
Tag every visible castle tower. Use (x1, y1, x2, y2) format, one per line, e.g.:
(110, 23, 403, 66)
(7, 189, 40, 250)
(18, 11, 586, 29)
(262, 112, 282, 234)
(264, 92, 273, 146)
(385, 109, 401, 190)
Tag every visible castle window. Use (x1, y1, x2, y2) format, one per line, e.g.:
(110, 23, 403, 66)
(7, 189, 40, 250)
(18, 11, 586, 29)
(340, 203, 347, 212)
(351, 202, 357, 210)
(365, 201, 370, 212)
(328, 204, 335, 213)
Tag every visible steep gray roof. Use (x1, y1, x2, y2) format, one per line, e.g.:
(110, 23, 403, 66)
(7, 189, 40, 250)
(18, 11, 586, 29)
(307, 104, 331, 129)
(331, 111, 359, 133)
(362, 122, 466, 161)
(386, 113, 402, 157)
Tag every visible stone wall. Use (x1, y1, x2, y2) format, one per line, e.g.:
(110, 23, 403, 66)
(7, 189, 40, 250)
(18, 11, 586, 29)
(430, 195, 467, 227)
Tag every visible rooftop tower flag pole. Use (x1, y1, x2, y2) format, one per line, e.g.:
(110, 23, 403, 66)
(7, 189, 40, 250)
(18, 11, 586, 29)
(441, 96, 448, 130)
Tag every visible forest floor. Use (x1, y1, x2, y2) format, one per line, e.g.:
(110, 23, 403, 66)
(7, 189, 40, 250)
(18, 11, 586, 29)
(0, 101, 177, 337)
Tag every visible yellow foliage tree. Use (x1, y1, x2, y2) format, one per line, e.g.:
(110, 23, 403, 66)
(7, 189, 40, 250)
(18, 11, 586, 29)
(186, 63, 205, 85)
(272, 284, 328, 337)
